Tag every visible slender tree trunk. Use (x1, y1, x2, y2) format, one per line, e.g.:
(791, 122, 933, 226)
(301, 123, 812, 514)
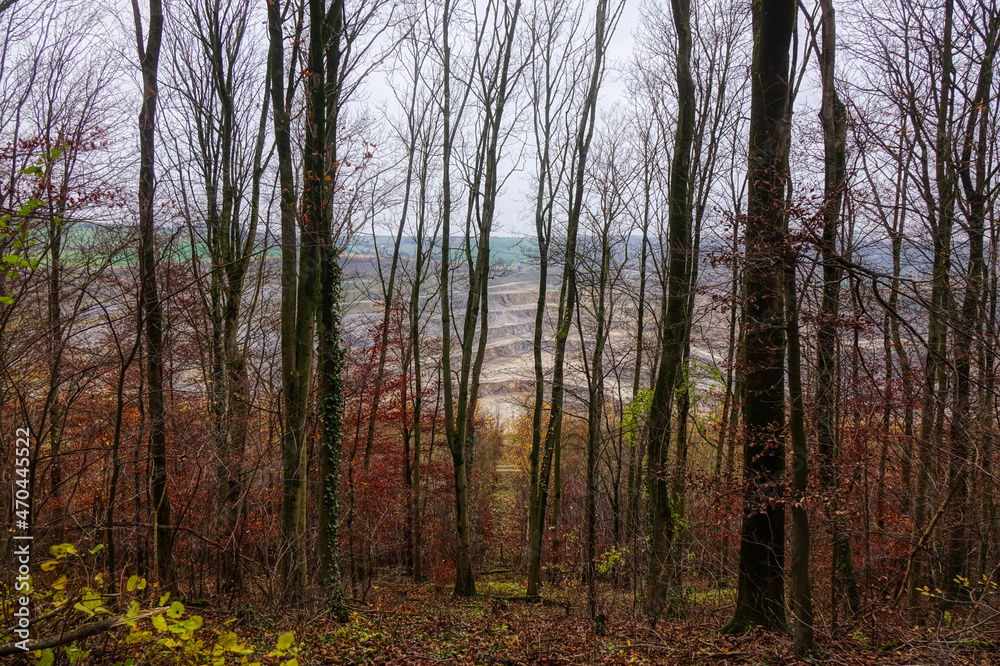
(626, 141, 652, 555)
(584, 286, 608, 621)
(439, 0, 473, 596)
(267, 0, 312, 597)
(786, 250, 815, 655)
(528, 0, 611, 600)
(815, 0, 860, 621)
(946, 14, 997, 603)
(646, 0, 695, 622)
(106, 314, 143, 593)
(132, 0, 172, 590)
(908, 0, 955, 625)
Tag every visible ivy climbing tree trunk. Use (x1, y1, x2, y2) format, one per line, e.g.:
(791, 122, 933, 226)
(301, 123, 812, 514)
(131, 0, 172, 590)
(722, 0, 794, 633)
(316, 0, 348, 618)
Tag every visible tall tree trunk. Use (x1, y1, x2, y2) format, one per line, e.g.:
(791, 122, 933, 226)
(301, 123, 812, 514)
(132, 0, 172, 590)
(646, 0, 695, 622)
(945, 13, 997, 603)
(582, 237, 610, 621)
(527, 0, 611, 599)
(722, 0, 794, 633)
(786, 251, 815, 655)
(439, 0, 472, 597)
(362, 79, 417, 470)
(626, 129, 653, 556)
(908, 0, 955, 625)
(316, 0, 348, 618)
(267, 0, 312, 598)
(815, 0, 860, 621)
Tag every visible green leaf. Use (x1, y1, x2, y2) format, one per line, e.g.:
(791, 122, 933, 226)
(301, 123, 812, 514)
(73, 603, 95, 617)
(49, 543, 78, 559)
(276, 631, 294, 651)
(88, 544, 104, 555)
(167, 601, 184, 619)
(20, 166, 42, 176)
(80, 589, 101, 610)
(152, 614, 168, 632)
(35, 648, 54, 666)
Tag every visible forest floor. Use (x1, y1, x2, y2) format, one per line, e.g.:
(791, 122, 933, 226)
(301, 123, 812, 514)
(236, 576, 999, 665)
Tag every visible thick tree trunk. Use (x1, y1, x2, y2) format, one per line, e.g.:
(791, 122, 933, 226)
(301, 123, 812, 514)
(722, 0, 794, 633)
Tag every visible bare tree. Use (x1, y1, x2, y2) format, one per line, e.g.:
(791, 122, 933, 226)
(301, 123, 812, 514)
(527, 0, 619, 600)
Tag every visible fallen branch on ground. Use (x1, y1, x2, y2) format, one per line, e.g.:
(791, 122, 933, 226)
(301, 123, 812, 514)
(0, 607, 168, 656)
